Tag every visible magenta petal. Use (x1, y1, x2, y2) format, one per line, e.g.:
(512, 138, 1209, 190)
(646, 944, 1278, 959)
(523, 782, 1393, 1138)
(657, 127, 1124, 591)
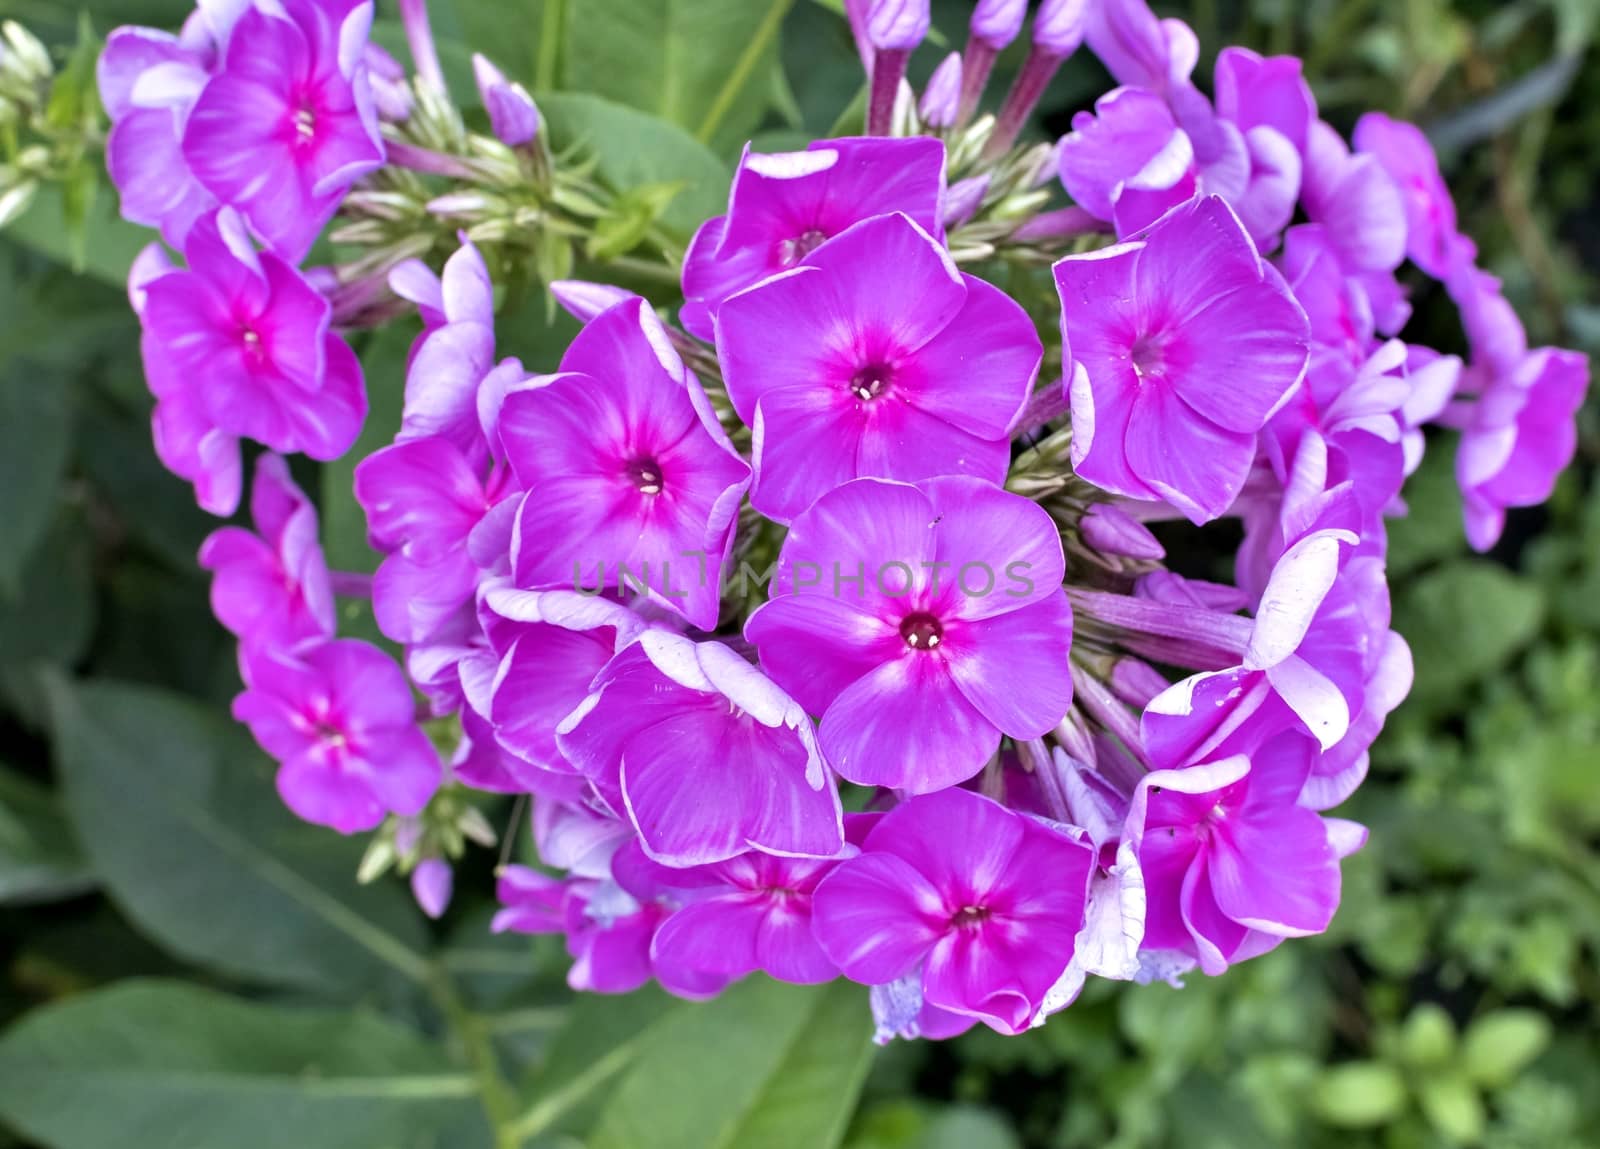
(944, 596, 1074, 738)
(772, 478, 937, 609)
(745, 594, 896, 717)
(923, 476, 1067, 618)
(922, 929, 1034, 1034)
(1123, 381, 1256, 523)
(818, 653, 1000, 793)
(891, 274, 1040, 438)
(812, 852, 946, 983)
(650, 897, 761, 982)
(1179, 857, 1250, 974)
(1209, 805, 1340, 936)
(749, 387, 865, 523)
(276, 750, 386, 833)
(860, 788, 1023, 902)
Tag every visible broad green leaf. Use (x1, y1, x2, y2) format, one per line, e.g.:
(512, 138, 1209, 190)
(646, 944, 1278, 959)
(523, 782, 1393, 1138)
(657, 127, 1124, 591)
(538, 92, 730, 239)
(913, 1107, 1023, 1149)
(4, 181, 151, 287)
(323, 324, 413, 648)
(1387, 444, 1466, 576)
(1394, 561, 1545, 710)
(1399, 1003, 1456, 1068)
(0, 356, 73, 593)
(1311, 1061, 1408, 1128)
(0, 763, 92, 905)
(75, 398, 216, 572)
(448, 0, 549, 87)
(563, 0, 790, 154)
(0, 981, 476, 1149)
(587, 978, 874, 1149)
(45, 678, 431, 993)
(370, 17, 480, 104)
(1462, 1009, 1553, 1088)
(1416, 1073, 1486, 1144)
(512, 984, 683, 1139)
(0, 511, 95, 680)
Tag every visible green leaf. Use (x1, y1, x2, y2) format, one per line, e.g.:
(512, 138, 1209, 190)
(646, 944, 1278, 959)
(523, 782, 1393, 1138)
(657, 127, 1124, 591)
(0, 511, 95, 681)
(537, 92, 730, 239)
(0, 981, 476, 1149)
(1462, 1010, 1553, 1088)
(562, 0, 789, 154)
(1416, 1073, 1486, 1144)
(1399, 1003, 1457, 1069)
(45, 678, 431, 993)
(912, 1107, 1023, 1149)
(4, 181, 151, 287)
(1394, 561, 1545, 710)
(0, 354, 73, 593)
(1388, 445, 1466, 575)
(0, 764, 92, 905)
(585, 978, 874, 1149)
(1311, 1061, 1409, 1128)
(323, 324, 413, 649)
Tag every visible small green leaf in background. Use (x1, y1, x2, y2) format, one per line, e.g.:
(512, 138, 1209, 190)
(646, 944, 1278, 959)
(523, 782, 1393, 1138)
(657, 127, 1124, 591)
(563, 0, 790, 154)
(0, 980, 475, 1149)
(1462, 1009, 1554, 1088)
(537, 92, 731, 238)
(3, 184, 151, 288)
(323, 324, 413, 650)
(45, 678, 430, 995)
(0, 764, 92, 906)
(0, 362, 73, 594)
(1417, 1072, 1487, 1144)
(0, 512, 96, 714)
(1399, 1002, 1457, 1068)
(1394, 561, 1546, 711)
(1311, 1061, 1409, 1128)
(585, 978, 874, 1149)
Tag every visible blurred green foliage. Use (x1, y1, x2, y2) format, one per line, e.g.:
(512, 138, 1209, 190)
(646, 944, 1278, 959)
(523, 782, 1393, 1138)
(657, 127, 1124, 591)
(0, 2, 1596, 1148)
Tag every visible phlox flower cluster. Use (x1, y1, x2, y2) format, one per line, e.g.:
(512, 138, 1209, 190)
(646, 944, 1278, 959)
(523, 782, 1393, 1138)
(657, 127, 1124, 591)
(103, 0, 1588, 1038)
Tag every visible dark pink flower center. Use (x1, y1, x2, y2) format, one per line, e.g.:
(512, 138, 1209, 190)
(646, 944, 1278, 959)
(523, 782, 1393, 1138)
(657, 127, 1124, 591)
(780, 228, 829, 266)
(238, 324, 268, 365)
(850, 363, 893, 402)
(625, 457, 664, 495)
(950, 904, 991, 929)
(1129, 329, 1172, 383)
(899, 612, 943, 650)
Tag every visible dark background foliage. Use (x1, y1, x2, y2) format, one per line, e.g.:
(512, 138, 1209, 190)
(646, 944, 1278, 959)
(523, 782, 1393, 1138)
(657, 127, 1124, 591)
(0, 2, 1595, 1147)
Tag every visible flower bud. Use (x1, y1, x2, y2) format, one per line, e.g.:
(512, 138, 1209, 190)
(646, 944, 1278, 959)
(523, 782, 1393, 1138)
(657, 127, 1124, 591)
(970, 0, 1027, 51)
(364, 43, 413, 123)
(1081, 503, 1165, 560)
(866, 0, 930, 51)
(550, 279, 639, 325)
(1033, 0, 1090, 57)
(411, 858, 454, 919)
(918, 52, 962, 129)
(942, 174, 989, 229)
(473, 53, 540, 147)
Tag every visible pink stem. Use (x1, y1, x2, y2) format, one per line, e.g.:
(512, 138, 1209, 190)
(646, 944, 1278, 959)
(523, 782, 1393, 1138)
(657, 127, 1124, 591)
(1070, 664, 1150, 769)
(330, 571, 374, 598)
(986, 44, 1063, 157)
(957, 40, 997, 126)
(867, 48, 909, 135)
(396, 0, 447, 95)
(384, 141, 478, 180)
(1014, 378, 1070, 435)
